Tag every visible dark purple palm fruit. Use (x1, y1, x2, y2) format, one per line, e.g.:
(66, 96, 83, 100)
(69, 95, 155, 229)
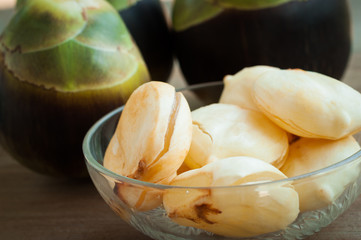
(172, 0, 352, 84)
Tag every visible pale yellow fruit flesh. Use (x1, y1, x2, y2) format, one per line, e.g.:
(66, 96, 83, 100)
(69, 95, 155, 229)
(103, 81, 193, 211)
(101, 65, 361, 235)
(163, 157, 300, 237)
(220, 65, 279, 111)
(253, 69, 361, 139)
(185, 103, 289, 169)
(281, 136, 361, 211)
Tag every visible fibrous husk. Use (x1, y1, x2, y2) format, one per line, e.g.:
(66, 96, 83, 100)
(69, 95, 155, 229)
(1, 0, 149, 94)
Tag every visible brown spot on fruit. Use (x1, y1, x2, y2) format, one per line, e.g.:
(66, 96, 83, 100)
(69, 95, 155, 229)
(131, 159, 146, 179)
(195, 203, 222, 224)
(81, 9, 87, 21)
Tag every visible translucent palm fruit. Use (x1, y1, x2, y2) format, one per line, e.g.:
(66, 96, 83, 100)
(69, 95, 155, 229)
(253, 69, 361, 139)
(219, 65, 279, 111)
(184, 103, 288, 169)
(219, 65, 298, 144)
(163, 157, 300, 237)
(281, 136, 361, 212)
(104, 81, 193, 210)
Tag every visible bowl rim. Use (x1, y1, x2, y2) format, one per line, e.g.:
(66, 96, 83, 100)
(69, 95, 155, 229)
(83, 81, 361, 189)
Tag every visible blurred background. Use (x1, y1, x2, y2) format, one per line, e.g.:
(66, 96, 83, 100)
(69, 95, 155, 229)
(0, 0, 14, 31)
(0, 0, 359, 41)
(0, 0, 360, 89)
(350, 0, 361, 52)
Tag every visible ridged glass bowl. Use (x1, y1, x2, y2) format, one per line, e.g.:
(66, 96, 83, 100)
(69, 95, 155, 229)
(83, 82, 361, 240)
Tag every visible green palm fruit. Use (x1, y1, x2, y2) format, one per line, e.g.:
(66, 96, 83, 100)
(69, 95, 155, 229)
(107, 0, 174, 82)
(0, 0, 150, 178)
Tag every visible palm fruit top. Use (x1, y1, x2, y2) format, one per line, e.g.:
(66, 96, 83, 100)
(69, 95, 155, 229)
(173, 0, 298, 31)
(0, 0, 149, 93)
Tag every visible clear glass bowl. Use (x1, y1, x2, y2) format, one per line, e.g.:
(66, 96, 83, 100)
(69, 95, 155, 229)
(83, 82, 361, 240)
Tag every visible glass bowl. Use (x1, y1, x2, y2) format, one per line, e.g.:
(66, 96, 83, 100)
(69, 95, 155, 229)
(83, 81, 361, 240)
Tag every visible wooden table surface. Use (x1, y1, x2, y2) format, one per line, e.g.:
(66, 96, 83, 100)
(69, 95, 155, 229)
(1, 1, 361, 240)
